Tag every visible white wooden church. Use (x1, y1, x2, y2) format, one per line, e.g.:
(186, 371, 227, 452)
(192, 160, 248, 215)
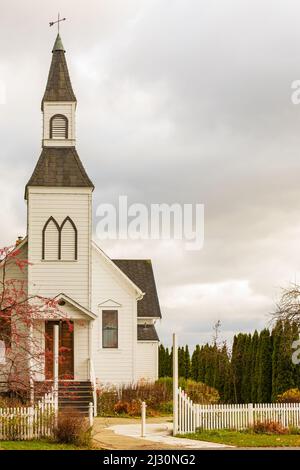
(1, 34, 161, 406)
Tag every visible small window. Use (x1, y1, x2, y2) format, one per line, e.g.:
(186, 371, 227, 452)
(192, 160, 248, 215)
(50, 114, 68, 139)
(102, 310, 118, 348)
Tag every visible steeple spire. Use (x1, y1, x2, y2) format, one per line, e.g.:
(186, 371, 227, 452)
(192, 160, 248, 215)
(41, 34, 76, 110)
(52, 33, 65, 52)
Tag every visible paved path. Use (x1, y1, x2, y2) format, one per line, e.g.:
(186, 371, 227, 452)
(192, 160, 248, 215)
(92, 417, 231, 450)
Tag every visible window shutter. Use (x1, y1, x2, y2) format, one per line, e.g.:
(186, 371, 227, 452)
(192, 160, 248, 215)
(61, 219, 77, 260)
(44, 219, 59, 260)
(50, 115, 68, 139)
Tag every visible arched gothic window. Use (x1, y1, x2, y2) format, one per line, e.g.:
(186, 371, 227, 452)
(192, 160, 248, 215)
(42, 216, 77, 261)
(42, 217, 60, 260)
(60, 217, 78, 261)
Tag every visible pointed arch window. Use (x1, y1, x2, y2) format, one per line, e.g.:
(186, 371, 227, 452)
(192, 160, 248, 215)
(42, 217, 60, 260)
(50, 114, 68, 139)
(60, 217, 78, 261)
(42, 216, 77, 261)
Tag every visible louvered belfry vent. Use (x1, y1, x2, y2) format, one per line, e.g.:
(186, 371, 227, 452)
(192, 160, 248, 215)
(50, 114, 68, 139)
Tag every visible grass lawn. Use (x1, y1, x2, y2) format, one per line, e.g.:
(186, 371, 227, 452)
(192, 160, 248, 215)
(0, 439, 89, 450)
(182, 430, 300, 447)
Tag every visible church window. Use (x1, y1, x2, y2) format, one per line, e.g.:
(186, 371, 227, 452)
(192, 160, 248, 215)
(60, 217, 78, 261)
(102, 310, 118, 348)
(42, 217, 60, 260)
(42, 216, 77, 261)
(50, 114, 68, 139)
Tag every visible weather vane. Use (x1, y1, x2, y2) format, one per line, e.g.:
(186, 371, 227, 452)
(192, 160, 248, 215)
(49, 13, 66, 34)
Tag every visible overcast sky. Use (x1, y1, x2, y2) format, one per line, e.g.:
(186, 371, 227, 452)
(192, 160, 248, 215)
(2, 0, 300, 348)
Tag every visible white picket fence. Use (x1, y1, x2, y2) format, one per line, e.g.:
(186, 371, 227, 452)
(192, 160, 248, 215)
(177, 388, 300, 434)
(0, 390, 56, 440)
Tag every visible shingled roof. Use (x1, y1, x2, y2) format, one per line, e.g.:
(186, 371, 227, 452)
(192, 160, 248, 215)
(137, 324, 159, 341)
(112, 259, 162, 319)
(41, 34, 76, 109)
(25, 146, 94, 196)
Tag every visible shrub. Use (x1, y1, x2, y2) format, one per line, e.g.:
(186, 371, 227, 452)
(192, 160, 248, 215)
(53, 411, 91, 447)
(96, 378, 219, 417)
(289, 426, 300, 435)
(277, 388, 300, 403)
(253, 420, 288, 435)
(0, 396, 24, 408)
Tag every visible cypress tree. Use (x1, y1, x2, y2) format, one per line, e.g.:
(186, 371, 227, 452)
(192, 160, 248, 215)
(251, 330, 259, 403)
(184, 345, 191, 379)
(241, 334, 252, 403)
(191, 345, 200, 381)
(257, 329, 272, 403)
(159, 344, 166, 377)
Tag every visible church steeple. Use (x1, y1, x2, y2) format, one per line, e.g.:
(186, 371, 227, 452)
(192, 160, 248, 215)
(42, 34, 76, 109)
(25, 35, 93, 198)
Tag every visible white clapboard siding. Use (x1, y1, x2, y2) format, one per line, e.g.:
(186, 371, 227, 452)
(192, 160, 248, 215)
(176, 388, 300, 434)
(61, 219, 76, 260)
(0, 390, 56, 440)
(44, 219, 59, 260)
(27, 188, 92, 308)
(91, 245, 137, 385)
(136, 342, 158, 382)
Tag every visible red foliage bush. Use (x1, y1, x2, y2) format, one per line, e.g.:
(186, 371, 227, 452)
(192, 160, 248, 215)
(253, 420, 288, 435)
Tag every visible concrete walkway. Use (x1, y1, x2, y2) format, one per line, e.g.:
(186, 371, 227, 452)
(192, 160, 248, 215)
(92, 417, 231, 450)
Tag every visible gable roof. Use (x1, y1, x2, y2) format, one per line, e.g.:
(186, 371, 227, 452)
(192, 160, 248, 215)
(137, 324, 159, 341)
(42, 34, 76, 109)
(53, 293, 97, 320)
(112, 259, 162, 319)
(25, 146, 94, 196)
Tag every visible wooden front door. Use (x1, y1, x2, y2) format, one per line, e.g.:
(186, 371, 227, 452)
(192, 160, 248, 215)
(45, 321, 74, 380)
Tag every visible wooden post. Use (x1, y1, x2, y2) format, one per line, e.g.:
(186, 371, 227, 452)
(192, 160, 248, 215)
(89, 402, 94, 428)
(173, 333, 178, 435)
(53, 324, 59, 423)
(141, 401, 147, 437)
(248, 403, 254, 428)
(29, 324, 35, 405)
(88, 321, 93, 377)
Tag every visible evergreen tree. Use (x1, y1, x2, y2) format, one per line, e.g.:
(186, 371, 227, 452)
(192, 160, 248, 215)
(251, 330, 259, 403)
(257, 329, 272, 403)
(191, 345, 200, 381)
(159, 344, 166, 377)
(178, 347, 185, 378)
(184, 345, 191, 379)
(241, 334, 252, 403)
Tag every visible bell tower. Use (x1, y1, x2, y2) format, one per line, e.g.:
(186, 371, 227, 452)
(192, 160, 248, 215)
(25, 35, 94, 309)
(42, 34, 76, 147)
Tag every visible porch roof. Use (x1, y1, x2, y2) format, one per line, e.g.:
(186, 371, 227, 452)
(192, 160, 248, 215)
(53, 293, 97, 320)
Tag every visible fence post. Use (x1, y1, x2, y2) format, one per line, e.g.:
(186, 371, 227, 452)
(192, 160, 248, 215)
(53, 324, 59, 426)
(248, 403, 254, 427)
(141, 401, 147, 437)
(173, 333, 178, 436)
(89, 402, 94, 428)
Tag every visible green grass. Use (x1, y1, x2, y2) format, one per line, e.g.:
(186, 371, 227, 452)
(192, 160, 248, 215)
(182, 429, 300, 447)
(0, 439, 88, 450)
